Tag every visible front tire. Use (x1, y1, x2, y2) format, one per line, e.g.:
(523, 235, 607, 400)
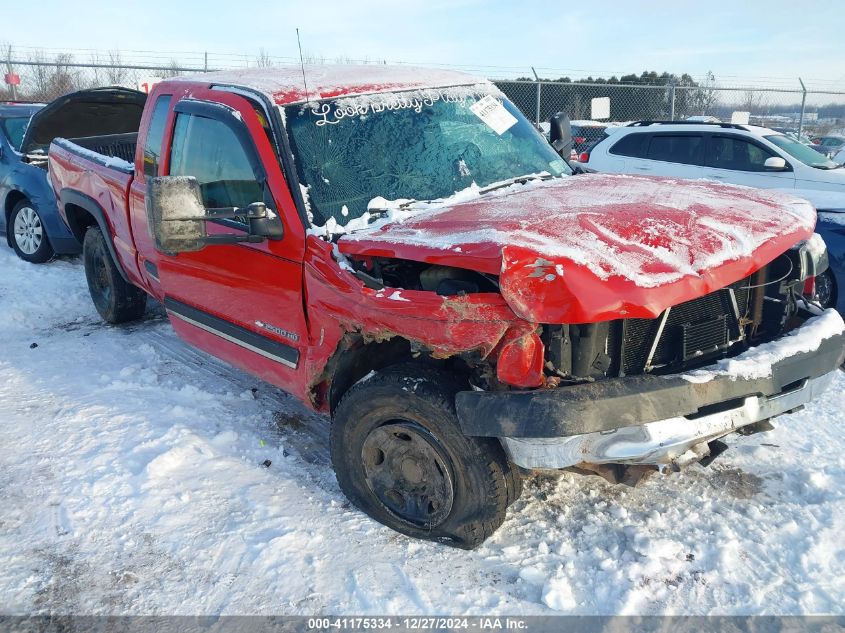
(331, 364, 520, 549)
(10, 200, 54, 263)
(83, 226, 147, 324)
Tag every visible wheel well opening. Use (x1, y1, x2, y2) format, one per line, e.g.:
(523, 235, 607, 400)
(4, 191, 27, 222)
(324, 336, 414, 414)
(321, 334, 479, 414)
(63, 203, 98, 243)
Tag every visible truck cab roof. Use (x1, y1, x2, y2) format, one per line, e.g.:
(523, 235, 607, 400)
(175, 64, 488, 106)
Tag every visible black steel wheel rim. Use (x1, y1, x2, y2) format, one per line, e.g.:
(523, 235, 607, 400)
(91, 252, 112, 304)
(361, 421, 455, 528)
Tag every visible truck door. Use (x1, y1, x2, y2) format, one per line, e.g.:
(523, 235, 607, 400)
(141, 90, 309, 390)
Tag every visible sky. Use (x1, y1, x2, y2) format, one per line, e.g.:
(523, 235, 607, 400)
(3, 0, 844, 88)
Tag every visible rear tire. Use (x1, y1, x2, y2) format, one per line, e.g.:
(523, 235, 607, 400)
(10, 200, 54, 263)
(331, 364, 520, 549)
(83, 226, 146, 324)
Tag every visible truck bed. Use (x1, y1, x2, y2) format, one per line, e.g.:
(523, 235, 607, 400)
(48, 136, 140, 282)
(28, 133, 137, 171)
(68, 132, 137, 164)
(51, 134, 137, 173)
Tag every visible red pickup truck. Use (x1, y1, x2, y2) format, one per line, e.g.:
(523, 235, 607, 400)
(49, 66, 845, 548)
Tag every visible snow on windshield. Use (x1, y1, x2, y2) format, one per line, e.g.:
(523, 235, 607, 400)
(285, 87, 569, 228)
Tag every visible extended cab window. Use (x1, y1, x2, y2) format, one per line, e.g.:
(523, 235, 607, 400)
(707, 135, 776, 172)
(646, 134, 703, 165)
(169, 113, 263, 213)
(609, 133, 648, 158)
(143, 96, 171, 177)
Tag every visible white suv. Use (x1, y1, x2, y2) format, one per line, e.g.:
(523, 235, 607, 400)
(581, 122, 845, 192)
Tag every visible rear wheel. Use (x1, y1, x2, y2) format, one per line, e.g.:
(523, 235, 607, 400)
(83, 226, 147, 324)
(331, 364, 520, 549)
(10, 200, 54, 263)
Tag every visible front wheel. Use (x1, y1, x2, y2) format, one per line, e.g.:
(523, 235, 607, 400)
(10, 200, 54, 263)
(330, 364, 520, 549)
(83, 226, 147, 324)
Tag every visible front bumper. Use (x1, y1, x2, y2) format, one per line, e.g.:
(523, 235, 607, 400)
(455, 311, 845, 470)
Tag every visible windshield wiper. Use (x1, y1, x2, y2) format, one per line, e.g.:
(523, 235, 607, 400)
(479, 173, 555, 195)
(365, 198, 428, 222)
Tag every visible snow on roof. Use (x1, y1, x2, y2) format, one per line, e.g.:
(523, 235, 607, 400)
(176, 64, 488, 106)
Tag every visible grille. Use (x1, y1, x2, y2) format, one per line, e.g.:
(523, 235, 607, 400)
(621, 276, 752, 375)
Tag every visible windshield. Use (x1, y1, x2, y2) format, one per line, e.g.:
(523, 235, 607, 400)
(766, 134, 839, 169)
(284, 87, 570, 227)
(0, 116, 30, 151)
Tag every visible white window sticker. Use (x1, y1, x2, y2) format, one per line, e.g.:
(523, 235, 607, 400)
(470, 95, 518, 135)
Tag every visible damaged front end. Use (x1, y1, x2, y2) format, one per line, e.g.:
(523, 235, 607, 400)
(309, 172, 844, 481)
(456, 235, 845, 476)
(328, 230, 844, 481)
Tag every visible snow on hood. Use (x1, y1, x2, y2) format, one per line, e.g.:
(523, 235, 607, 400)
(337, 174, 817, 324)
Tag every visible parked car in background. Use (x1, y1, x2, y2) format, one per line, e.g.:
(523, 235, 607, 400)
(47, 65, 844, 547)
(771, 127, 823, 151)
(0, 88, 146, 263)
(539, 119, 609, 161)
(0, 102, 73, 263)
(580, 120, 845, 313)
(811, 135, 845, 158)
(776, 189, 845, 315)
(581, 121, 845, 191)
(569, 120, 608, 159)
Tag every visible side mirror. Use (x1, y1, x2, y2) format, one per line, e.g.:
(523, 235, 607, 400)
(764, 157, 788, 171)
(549, 112, 573, 158)
(146, 176, 283, 254)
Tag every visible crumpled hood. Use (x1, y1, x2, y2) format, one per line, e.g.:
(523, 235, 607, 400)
(337, 175, 817, 324)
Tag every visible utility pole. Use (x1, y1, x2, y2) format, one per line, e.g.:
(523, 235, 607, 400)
(5, 45, 18, 100)
(204, 52, 208, 73)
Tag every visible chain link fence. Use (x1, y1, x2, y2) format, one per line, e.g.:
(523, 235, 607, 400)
(3, 46, 843, 139)
(495, 80, 845, 138)
(1, 56, 209, 103)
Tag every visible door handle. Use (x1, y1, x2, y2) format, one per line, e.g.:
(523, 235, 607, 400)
(633, 166, 651, 171)
(707, 174, 726, 179)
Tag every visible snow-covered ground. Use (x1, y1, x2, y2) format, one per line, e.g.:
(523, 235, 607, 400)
(1, 246, 844, 616)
